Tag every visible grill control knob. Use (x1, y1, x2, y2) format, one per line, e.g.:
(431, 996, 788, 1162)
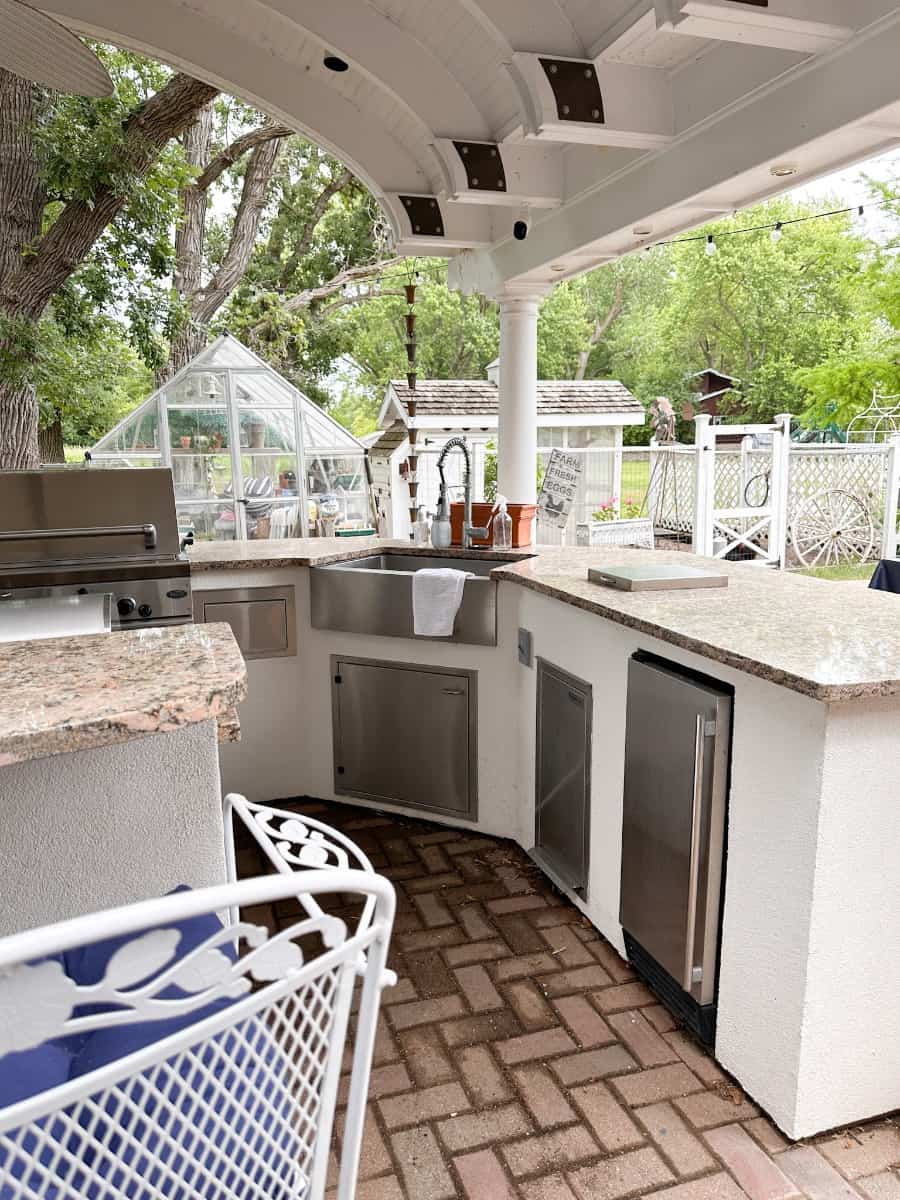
(138, 604, 153, 620)
(117, 596, 136, 617)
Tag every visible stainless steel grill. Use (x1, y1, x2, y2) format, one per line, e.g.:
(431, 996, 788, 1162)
(0, 467, 191, 630)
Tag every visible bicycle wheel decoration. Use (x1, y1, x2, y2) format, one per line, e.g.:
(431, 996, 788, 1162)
(790, 489, 874, 567)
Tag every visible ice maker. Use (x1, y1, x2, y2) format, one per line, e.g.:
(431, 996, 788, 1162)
(619, 653, 733, 1044)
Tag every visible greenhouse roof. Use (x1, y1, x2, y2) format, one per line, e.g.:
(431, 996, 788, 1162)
(93, 334, 364, 458)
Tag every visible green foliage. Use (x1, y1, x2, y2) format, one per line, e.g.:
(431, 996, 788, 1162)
(35, 318, 151, 444)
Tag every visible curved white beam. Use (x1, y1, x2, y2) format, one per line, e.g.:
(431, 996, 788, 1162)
(254, 0, 494, 141)
(457, 0, 586, 56)
(46, 0, 436, 197)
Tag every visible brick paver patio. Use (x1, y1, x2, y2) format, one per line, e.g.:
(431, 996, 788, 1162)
(236, 798, 900, 1200)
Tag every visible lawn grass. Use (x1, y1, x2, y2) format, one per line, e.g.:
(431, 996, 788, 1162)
(620, 458, 650, 505)
(795, 562, 875, 582)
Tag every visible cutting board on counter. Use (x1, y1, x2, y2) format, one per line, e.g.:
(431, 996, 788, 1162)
(588, 564, 729, 592)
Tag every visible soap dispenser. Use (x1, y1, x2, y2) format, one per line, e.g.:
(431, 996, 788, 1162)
(431, 483, 452, 549)
(492, 494, 513, 550)
(413, 505, 431, 546)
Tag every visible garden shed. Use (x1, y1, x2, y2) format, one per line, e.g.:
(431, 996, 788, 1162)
(92, 334, 369, 540)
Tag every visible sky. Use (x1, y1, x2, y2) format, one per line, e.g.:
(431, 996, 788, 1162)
(789, 146, 900, 241)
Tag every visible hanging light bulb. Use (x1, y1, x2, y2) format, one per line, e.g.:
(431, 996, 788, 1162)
(705, 235, 717, 257)
(770, 222, 783, 244)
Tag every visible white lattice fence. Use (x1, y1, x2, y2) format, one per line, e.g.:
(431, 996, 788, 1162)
(787, 448, 889, 527)
(651, 448, 696, 535)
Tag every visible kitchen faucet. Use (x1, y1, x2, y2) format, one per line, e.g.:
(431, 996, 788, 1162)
(437, 436, 490, 549)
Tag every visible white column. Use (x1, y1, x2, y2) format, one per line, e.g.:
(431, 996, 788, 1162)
(497, 292, 543, 504)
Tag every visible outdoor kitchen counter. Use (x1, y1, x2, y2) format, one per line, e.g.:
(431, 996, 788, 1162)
(0, 621, 247, 767)
(494, 545, 900, 702)
(190, 537, 900, 702)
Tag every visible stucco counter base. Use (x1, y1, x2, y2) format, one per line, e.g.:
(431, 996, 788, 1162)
(0, 623, 247, 933)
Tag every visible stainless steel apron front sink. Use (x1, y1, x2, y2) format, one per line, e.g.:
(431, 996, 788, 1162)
(310, 552, 522, 645)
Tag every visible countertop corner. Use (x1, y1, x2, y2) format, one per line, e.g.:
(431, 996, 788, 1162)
(0, 622, 247, 767)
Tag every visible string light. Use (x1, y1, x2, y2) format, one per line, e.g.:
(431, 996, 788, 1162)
(651, 196, 891, 255)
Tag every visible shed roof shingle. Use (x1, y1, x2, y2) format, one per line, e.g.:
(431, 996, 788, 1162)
(389, 379, 642, 418)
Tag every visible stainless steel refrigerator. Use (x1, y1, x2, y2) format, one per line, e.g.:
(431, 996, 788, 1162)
(620, 653, 733, 1044)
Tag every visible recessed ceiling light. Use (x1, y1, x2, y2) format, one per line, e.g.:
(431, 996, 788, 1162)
(632, 225, 653, 236)
(323, 54, 349, 72)
(770, 163, 799, 178)
(550, 264, 566, 273)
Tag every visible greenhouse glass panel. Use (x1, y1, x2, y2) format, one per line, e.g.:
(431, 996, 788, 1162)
(91, 334, 371, 541)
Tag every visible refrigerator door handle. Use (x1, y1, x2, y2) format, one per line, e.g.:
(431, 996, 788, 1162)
(683, 713, 706, 991)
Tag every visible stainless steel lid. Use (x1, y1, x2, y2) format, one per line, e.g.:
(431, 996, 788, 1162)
(0, 467, 180, 568)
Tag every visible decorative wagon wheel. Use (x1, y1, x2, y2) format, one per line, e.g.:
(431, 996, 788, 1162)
(790, 489, 875, 567)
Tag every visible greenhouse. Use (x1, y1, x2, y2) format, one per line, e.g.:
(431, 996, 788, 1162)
(91, 334, 371, 540)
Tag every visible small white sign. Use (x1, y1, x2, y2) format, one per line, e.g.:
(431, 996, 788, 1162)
(537, 450, 583, 528)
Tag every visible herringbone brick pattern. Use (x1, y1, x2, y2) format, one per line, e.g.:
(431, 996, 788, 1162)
(235, 799, 900, 1200)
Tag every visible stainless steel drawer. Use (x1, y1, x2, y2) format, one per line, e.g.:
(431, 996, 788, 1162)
(193, 586, 296, 659)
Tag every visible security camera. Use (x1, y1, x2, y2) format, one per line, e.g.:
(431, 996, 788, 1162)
(513, 218, 529, 241)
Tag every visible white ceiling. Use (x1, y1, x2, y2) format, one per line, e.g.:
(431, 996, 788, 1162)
(45, 0, 900, 294)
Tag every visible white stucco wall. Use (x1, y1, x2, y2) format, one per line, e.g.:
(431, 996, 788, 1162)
(792, 698, 900, 1137)
(0, 720, 225, 935)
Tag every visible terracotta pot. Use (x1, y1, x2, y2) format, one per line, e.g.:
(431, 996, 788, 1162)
(450, 501, 538, 548)
(179, 436, 191, 450)
(404, 283, 417, 305)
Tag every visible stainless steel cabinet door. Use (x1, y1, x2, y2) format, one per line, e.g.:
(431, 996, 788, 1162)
(332, 657, 477, 818)
(620, 656, 731, 1005)
(535, 660, 592, 896)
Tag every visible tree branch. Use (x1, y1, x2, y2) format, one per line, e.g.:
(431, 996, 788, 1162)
(192, 133, 286, 325)
(280, 256, 406, 314)
(279, 167, 352, 288)
(194, 122, 293, 192)
(4, 72, 220, 321)
(574, 277, 626, 381)
(317, 288, 405, 317)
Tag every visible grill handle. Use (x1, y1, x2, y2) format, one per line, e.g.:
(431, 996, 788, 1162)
(0, 524, 158, 551)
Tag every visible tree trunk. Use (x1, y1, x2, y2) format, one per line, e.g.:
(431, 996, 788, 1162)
(0, 381, 39, 468)
(160, 104, 215, 383)
(164, 131, 287, 378)
(38, 411, 65, 463)
(0, 69, 219, 468)
(0, 70, 45, 469)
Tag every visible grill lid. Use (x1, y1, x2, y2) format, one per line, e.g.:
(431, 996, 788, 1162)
(0, 467, 181, 569)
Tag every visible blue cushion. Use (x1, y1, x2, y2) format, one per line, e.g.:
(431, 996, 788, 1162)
(0, 890, 304, 1200)
(0, 1040, 71, 1109)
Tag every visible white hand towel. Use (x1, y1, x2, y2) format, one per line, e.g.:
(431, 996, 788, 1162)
(412, 568, 472, 637)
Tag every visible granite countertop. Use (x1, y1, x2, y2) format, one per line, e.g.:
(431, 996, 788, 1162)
(0, 622, 247, 767)
(187, 537, 900, 702)
(493, 547, 900, 703)
(188, 538, 535, 571)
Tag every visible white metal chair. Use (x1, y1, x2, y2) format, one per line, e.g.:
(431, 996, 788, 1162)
(0, 795, 396, 1200)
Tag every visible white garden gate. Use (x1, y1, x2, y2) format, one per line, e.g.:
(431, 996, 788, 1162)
(691, 414, 791, 565)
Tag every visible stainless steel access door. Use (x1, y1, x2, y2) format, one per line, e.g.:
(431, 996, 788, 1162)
(331, 656, 477, 818)
(620, 655, 732, 1006)
(534, 660, 592, 897)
